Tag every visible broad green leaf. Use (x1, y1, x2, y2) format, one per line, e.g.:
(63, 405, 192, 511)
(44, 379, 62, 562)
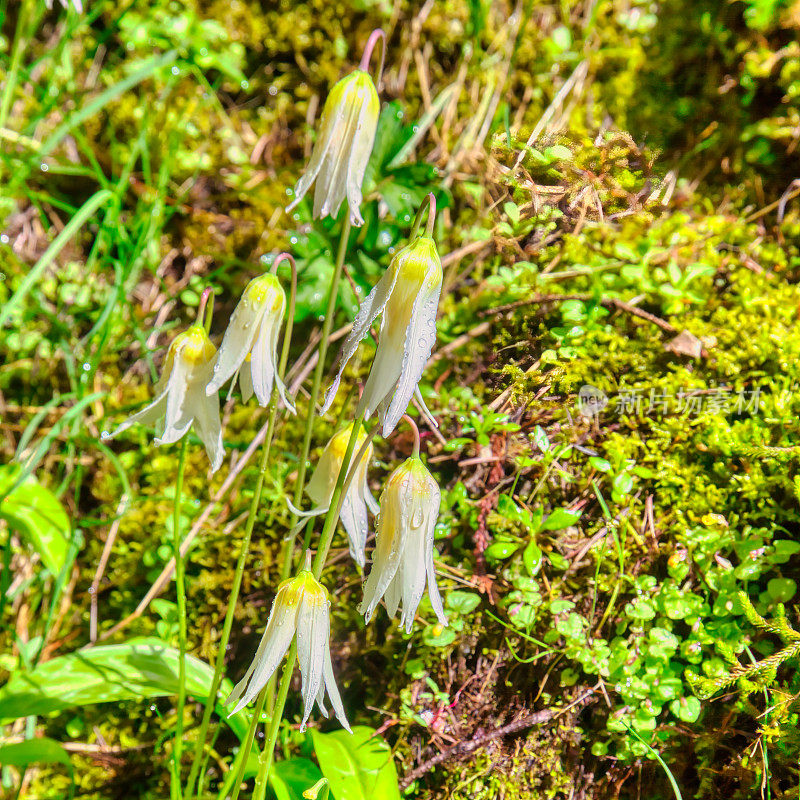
(767, 577, 796, 603)
(484, 540, 520, 560)
(0, 737, 74, 799)
(270, 757, 324, 800)
(0, 464, 70, 575)
(311, 726, 400, 800)
(670, 696, 701, 723)
(0, 638, 249, 740)
(445, 591, 481, 615)
(540, 507, 581, 531)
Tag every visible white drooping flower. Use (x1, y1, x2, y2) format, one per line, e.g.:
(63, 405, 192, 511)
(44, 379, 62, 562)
(205, 273, 294, 411)
(288, 425, 378, 567)
(321, 235, 442, 437)
(286, 68, 380, 226)
(226, 566, 350, 732)
(107, 324, 223, 472)
(359, 456, 447, 633)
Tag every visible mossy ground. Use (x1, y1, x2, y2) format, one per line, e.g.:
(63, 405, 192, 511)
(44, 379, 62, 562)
(1, 0, 800, 798)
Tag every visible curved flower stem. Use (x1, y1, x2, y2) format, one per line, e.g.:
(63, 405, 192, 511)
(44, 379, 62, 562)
(402, 414, 421, 458)
(408, 192, 437, 240)
(184, 255, 297, 800)
(359, 28, 386, 88)
(198, 287, 214, 333)
(172, 436, 190, 797)
(281, 217, 352, 583)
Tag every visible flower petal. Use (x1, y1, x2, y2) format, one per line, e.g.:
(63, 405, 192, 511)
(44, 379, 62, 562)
(321, 266, 400, 417)
(322, 640, 351, 733)
(358, 476, 407, 622)
(297, 597, 329, 731)
(249, 316, 278, 407)
(227, 590, 299, 714)
(379, 279, 441, 437)
(345, 84, 379, 226)
(314, 90, 361, 220)
(206, 296, 260, 396)
(108, 389, 168, 439)
(155, 357, 194, 444)
(192, 377, 224, 473)
(398, 487, 430, 633)
(286, 497, 328, 519)
(340, 483, 368, 567)
(239, 364, 254, 402)
(286, 92, 339, 214)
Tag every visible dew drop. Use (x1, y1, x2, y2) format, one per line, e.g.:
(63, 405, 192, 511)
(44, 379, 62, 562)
(100, 431, 110, 440)
(268, 85, 277, 96)
(0, 234, 8, 244)
(171, 65, 180, 76)
(40, 163, 49, 172)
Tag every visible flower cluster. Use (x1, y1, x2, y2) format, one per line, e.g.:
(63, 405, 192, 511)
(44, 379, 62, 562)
(107, 30, 449, 740)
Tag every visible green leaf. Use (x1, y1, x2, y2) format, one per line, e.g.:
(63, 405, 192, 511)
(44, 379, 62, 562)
(503, 201, 520, 226)
(670, 696, 701, 723)
(767, 578, 797, 603)
(532, 425, 550, 452)
(445, 591, 481, 615)
(422, 625, 456, 647)
(523, 541, 543, 576)
(0, 638, 250, 740)
(540, 508, 581, 531)
(311, 726, 400, 800)
(0, 464, 70, 576)
(626, 598, 656, 620)
(271, 758, 324, 800)
(0, 738, 74, 798)
(485, 540, 521, 561)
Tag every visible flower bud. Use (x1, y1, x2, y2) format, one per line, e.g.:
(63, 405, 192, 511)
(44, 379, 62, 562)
(286, 70, 380, 226)
(227, 568, 350, 732)
(359, 456, 447, 633)
(108, 324, 223, 472)
(288, 425, 378, 567)
(205, 273, 293, 411)
(322, 236, 442, 436)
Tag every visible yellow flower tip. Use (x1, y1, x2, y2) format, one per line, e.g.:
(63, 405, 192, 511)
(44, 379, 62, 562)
(396, 236, 443, 289)
(244, 273, 285, 312)
(278, 571, 329, 609)
(390, 456, 429, 487)
(174, 325, 216, 365)
(329, 424, 369, 459)
(329, 69, 379, 114)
